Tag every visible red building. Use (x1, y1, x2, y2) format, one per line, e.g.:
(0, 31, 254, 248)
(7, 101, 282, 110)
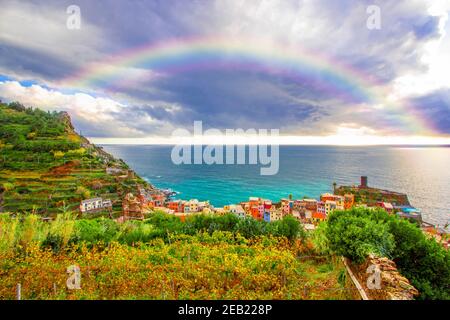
(376, 202, 394, 213)
(167, 200, 182, 212)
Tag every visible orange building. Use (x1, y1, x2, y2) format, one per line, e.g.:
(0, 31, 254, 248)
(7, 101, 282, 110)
(151, 194, 166, 207)
(250, 206, 261, 220)
(320, 193, 336, 202)
(312, 211, 327, 221)
(249, 197, 260, 208)
(167, 200, 183, 212)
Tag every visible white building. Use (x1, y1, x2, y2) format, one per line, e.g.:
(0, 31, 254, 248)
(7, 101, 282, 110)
(80, 198, 112, 213)
(227, 204, 246, 218)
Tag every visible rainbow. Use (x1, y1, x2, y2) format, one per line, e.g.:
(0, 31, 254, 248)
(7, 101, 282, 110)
(61, 35, 435, 135)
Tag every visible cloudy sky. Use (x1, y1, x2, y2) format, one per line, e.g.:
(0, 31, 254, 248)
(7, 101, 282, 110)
(0, 0, 450, 144)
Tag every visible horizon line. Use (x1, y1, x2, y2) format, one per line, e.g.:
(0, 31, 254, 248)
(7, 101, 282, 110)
(88, 135, 450, 146)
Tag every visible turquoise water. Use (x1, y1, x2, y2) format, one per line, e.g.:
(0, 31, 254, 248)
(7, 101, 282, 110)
(101, 145, 450, 228)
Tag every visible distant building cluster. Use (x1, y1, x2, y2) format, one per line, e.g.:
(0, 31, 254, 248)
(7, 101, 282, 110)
(79, 176, 430, 234)
(199, 193, 355, 225)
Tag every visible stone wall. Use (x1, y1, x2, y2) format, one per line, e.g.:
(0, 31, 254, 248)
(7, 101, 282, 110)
(349, 255, 419, 300)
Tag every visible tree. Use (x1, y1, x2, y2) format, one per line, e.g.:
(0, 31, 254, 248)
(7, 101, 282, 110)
(269, 215, 304, 242)
(320, 207, 450, 299)
(325, 209, 394, 263)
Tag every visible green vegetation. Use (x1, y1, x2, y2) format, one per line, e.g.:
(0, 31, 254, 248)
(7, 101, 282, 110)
(335, 186, 409, 206)
(0, 212, 355, 300)
(314, 207, 450, 300)
(1, 101, 448, 300)
(0, 101, 150, 216)
(0, 212, 305, 253)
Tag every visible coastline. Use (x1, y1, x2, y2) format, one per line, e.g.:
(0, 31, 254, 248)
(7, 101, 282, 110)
(101, 144, 450, 231)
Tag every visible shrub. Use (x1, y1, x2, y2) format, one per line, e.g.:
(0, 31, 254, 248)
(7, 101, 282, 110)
(268, 215, 305, 242)
(322, 207, 450, 299)
(183, 213, 240, 235)
(325, 209, 395, 263)
(388, 218, 450, 300)
(0, 214, 19, 254)
(66, 148, 86, 156)
(42, 212, 76, 253)
(146, 211, 184, 234)
(72, 218, 119, 246)
(18, 214, 47, 249)
(312, 222, 332, 256)
(234, 217, 265, 238)
(41, 234, 65, 253)
(116, 221, 163, 244)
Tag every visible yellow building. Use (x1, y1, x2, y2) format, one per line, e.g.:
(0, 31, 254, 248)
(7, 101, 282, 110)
(188, 199, 199, 212)
(324, 200, 337, 215)
(270, 207, 283, 221)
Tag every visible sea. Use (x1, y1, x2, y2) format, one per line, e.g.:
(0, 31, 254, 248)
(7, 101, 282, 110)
(101, 145, 450, 229)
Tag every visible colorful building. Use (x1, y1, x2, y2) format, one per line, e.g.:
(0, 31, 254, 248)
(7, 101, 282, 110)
(122, 193, 144, 220)
(320, 193, 344, 210)
(226, 204, 246, 218)
(263, 200, 272, 222)
(280, 199, 293, 215)
(167, 200, 184, 213)
(312, 211, 327, 221)
(324, 200, 337, 215)
(303, 199, 317, 220)
(317, 201, 326, 215)
(270, 207, 283, 221)
(250, 206, 260, 220)
(376, 201, 394, 213)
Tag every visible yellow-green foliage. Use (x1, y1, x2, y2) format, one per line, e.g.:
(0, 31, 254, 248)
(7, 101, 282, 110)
(0, 212, 77, 255)
(0, 237, 354, 300)
(2, 182, 14, 191)
(49, 212, 76, 248)
(0, 214, 19, 254)
(18, 214, 48, 249)
(75, 186, 91, 199)
(52, 151, 65, 159)
(67, 148, 86, 156)
(311, 222, 332, 256)
(0, 214, 356, 300)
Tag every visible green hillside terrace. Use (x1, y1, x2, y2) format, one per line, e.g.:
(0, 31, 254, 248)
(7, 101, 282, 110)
(0, 101, 152, 217)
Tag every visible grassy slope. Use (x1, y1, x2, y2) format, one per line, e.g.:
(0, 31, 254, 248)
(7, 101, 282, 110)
(0, 238, 357, 300)
(0, 102, 153, 217)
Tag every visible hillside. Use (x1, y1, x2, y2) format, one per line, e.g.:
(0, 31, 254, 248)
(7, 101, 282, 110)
(0, 101, 155, 217)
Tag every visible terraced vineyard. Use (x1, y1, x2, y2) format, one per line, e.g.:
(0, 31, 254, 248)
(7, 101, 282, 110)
(0, 101, 154, 217)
